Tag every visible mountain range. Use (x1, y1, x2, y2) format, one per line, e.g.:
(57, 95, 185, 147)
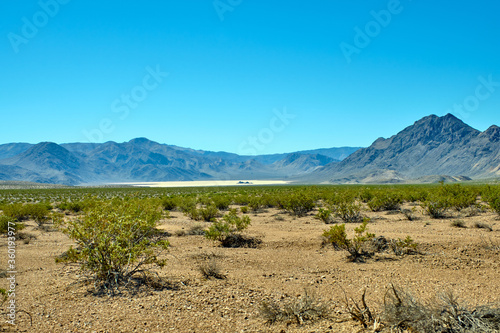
(303, 114, 500, 184)
(0, 138, 359, 185)
(0, 114, 498, 186)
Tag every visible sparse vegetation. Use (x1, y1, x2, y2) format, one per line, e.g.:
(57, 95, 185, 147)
(205, 209, 253, 247)
(315, 208, 333, 224)
(260, 290, 328, 325)
(56, 197, 169, 293)
(322, 220, 375, 262)
(451, 219, 467, 228)
(382, 284, 500, 333)
(474, 222, 493, 231)
(198, 258, 226, 280)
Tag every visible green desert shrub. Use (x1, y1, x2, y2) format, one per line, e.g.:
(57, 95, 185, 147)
(421, 198, 450, 218)
(389, 236, 420, 255)
(322, 221, 375, 262)
(212, 195, 232, 211)
(57, 198, 169, 293)
(315, 208, 333, 224)
(0, 215, 24, 234)
(331, 201, 363, 223)
(284, 193, 315, 217)
(205, 210, 255, 247)
(488, 197, 500, 216)
(57, 200, 85, 213)
(367, 193, 402, 212)
(161, 197, 178, 211)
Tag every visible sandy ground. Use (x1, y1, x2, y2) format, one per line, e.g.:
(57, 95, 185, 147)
(1, 204, 499, 332)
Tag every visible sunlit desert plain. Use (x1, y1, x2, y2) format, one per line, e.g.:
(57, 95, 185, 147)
(1, 184, 499, 332)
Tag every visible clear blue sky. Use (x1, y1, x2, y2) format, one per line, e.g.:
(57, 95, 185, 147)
(1, 1, 500, 154)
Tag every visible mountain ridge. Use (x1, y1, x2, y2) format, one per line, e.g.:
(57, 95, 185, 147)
(1, 114, 499, 185)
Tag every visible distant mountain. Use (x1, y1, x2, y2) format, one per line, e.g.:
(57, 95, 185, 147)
(305, 114, 500, 183)
(0, 138, 356, 185)
(0, 143, 33, 160)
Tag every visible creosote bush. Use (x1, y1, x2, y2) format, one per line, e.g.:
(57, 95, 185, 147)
(322, 220, 375, 262)
(205, 209, 255, 247)
(367, 193, 402, 212)
(331, 201, 363, 223)
(315, 208, 333, 224)
(57, 198, 169, 293)
(283, 193, 315, 217)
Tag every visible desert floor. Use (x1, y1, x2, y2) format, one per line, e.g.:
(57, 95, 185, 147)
(1, 204, 499, 332)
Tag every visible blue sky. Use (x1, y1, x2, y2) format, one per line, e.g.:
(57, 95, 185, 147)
(1, 1, 500, 154)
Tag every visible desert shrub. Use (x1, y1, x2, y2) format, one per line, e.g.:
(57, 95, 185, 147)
(473, 222, 493, 231)
(283, 193, 315, 217)
(451, 220, 467, 228)
(382, 285, 500, 333)
(367, 193, 402, 212)
(421, 198, 450, 218)
(198, 258, 226, 280)
(1, 202, 50, 225)
(389, 236, 420, 255)
(212, 195, 232, 211)
(205, 210, 252, 247)
(341, 288, 375, 329)
(260, 290, 328, 325)
(331, 201, 363, 223)
(358, 188, 375, 203)
(177, 197, 197, 213)
(185, 205, 220, 222)
(221, 233, 261, 248)
(161, 197, 178, 211)
(322, 221, 375, 262)
(0, 215, 24, 234)
(240, 206, 249, 214)
(488, 197, 500, 216)
(0, 288, 6, 305)
(400, 207, 417, 221)
(442, 184, 479, 212)
(248, 197, 262, 212)
(57, 200, 84, 213)
(175, 224, 206, 237)
(198, 205, 220, 222)
(315, 208, 333, 224)
(57, 198, 169, 293)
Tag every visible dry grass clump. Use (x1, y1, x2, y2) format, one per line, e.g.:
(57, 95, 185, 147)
(382, 284, 500, 333)
(175, 224, 206, 237)
(474, 222, 493, 231)
(198, 258, 226, 280)
(451, 220, 467, 228)
(260, 290, 328, 325)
